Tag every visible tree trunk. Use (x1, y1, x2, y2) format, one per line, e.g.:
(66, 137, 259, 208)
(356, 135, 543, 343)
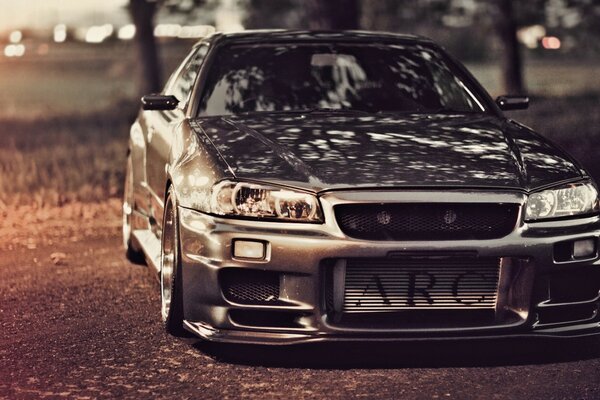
(360, 0, 398, 32)
(306, 0, 360, 30)
(129, 0, 162, 97)
(495, 0, 525, 94)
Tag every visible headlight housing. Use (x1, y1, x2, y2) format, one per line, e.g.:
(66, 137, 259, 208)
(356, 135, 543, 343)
(210, 181, 323, 222)
(525, 181, 599, 221)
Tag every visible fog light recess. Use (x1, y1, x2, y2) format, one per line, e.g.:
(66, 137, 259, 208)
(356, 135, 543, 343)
(233, 240, 266, 260)
(573, 238, 596, 259)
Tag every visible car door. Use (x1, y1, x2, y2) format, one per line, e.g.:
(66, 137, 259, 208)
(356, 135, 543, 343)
(144, 44, 209, 229)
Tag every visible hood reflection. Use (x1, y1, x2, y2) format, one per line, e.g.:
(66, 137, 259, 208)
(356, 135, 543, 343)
(195, 112, 582, 192)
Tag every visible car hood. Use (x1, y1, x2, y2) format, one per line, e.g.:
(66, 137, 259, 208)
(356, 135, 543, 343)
(194, 112, 583, 193)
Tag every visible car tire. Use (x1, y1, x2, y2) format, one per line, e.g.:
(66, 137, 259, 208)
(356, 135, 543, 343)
(123, 153, 145, 264)
(160, 186, 186, 336)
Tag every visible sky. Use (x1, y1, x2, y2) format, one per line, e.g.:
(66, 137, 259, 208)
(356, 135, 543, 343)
(0, 0, 129, 30)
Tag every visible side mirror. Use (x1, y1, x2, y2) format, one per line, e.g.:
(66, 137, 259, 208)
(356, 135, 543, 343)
(141, 94, 179, 111)
(496, 95, 529, 111)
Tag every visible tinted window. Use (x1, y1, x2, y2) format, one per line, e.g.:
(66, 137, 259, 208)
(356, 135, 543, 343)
(167, 45, 208, 109)
(198, 43, 486, 116)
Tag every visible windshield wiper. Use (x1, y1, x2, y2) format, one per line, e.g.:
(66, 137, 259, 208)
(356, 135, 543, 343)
(232, 108, 364, 116)
(301, 107, 374, 115)
(233, 109, 307, 116)
(416, 108, 483, 115)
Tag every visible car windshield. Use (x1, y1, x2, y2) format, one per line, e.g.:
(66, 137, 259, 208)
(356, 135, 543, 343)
(197, 42, 487, 116)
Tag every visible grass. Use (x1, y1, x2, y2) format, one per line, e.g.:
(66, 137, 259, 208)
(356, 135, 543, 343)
(0, 42, 189, 119)
(0, 103, 134, 207)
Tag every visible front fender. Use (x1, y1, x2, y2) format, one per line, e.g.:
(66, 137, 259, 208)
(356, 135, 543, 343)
(129, 119, 149, 217)
(168, 120, 234, 212)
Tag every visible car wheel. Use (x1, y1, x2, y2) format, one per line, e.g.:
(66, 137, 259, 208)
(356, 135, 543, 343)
(160, 186, 185, 336)
(123, 153, 145, 264)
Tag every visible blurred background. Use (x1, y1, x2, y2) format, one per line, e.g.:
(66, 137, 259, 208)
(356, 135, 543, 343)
(0, 0, 598, 208)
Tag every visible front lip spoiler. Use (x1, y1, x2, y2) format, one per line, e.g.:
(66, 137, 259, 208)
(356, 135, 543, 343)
(183, 320, 320, 345)
(183, 320, 600, 346)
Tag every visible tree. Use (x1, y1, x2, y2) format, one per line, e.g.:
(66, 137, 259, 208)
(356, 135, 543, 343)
(305, 0, 361, 30)
(494, 0, 525, 94)
(129, 0, 162, 97)
(357, 0, 530, 94)
(243, 0, 302, 29)
(134, 0, 571, 97)
(548, 0, 600, 55)
(128, 0, 214, 97)
(243, 0, 360, 30)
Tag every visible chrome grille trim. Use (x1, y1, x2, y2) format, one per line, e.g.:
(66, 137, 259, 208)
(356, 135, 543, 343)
(342, 257, 501, 312)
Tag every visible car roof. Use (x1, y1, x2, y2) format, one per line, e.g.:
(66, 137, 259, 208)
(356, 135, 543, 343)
(196, 29, 435, 47)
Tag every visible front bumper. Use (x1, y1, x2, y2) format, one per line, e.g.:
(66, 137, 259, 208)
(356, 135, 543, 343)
(177, 190, 600, 345)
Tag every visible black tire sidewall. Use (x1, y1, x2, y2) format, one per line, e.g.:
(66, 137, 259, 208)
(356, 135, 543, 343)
(163, 187, 185, 335)
(123, 154, 144, 263)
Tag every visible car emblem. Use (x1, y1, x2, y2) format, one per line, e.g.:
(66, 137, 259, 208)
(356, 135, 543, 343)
(443, 210, 457, 225)
(376, 211, 392, 225)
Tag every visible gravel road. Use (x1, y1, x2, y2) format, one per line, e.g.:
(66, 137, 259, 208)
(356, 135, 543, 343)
(1, 201, 599, 399)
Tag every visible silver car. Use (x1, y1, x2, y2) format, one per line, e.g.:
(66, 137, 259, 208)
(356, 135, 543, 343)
(123, 30, 600, 344)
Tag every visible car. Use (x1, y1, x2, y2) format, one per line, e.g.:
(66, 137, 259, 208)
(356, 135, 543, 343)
(123, 30, 600, 344)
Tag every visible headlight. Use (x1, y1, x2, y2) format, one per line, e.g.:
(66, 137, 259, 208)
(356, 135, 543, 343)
(525, 181, 599, 221)
(210, 181, 323, 222)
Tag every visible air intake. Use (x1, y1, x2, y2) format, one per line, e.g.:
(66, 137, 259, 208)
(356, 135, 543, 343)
(221, 269, 280, 305)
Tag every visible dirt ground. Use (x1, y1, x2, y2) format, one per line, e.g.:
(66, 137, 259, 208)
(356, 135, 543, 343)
(1, 200, 600, 399)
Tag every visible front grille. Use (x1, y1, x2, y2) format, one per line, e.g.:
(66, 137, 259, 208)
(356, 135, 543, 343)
(343, 257, 501, 313)
(221, 269, 280, 305)
(335, 203, 519, 240)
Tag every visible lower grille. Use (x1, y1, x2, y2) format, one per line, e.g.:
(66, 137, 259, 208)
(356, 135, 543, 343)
(533, 268, 600, 328)
(343, 257, 501, 313)
(221, 269, 280, 305)
(335, 203, 519, 240)
(229, 310, 302, 328)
